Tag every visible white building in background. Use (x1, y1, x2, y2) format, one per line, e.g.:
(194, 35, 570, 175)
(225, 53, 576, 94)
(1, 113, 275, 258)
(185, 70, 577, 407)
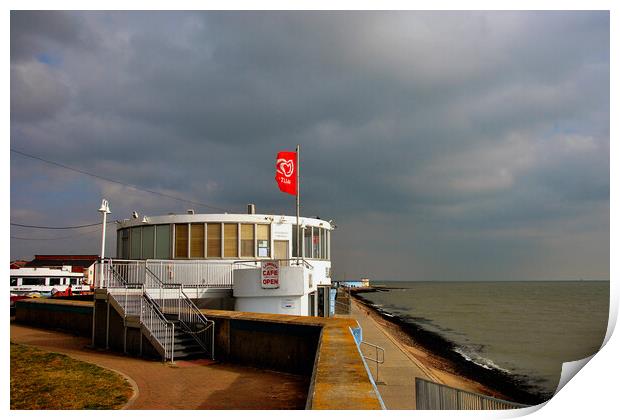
(114, 206, 334, 316)
(10, 266, 90, 295)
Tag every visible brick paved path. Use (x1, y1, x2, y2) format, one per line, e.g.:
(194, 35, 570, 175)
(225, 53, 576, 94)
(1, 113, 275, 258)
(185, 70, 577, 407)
(10, 323, 308, 409)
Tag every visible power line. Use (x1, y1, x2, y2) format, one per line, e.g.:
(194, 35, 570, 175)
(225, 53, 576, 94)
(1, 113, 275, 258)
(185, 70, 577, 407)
(10, 221, 114, 230)
(11, 148, 231, 212)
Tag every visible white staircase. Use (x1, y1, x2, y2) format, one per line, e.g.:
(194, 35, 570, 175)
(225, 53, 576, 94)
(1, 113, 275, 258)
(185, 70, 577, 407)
(100, 260, 215, 362)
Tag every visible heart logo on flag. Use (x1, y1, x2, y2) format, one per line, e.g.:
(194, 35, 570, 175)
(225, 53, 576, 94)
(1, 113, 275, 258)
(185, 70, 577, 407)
(276, 159, 295, 178)
(275, 150, 297, 195)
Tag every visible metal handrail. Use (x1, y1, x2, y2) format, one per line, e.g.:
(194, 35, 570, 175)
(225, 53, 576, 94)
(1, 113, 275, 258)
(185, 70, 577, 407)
(146, 259, 234, 288)
(233, 258, 314, 270)
(100, 260, 130, 288)
(334, 300, 351, 314)
(360, 341, 385, 383)
(178, 287, 216, 358)
(141, 293, 176, 362)
(415, 377, 527, 410)
(181, 287, 214, 332)
(146, 265, 215, 359)
(334, 286, 352, 314)
(142, 290, 169, 321)
(101, 258, 216, 361)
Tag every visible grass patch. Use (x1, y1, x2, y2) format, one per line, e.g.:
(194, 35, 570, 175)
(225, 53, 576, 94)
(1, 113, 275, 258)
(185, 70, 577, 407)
(10, 342, 133, 409)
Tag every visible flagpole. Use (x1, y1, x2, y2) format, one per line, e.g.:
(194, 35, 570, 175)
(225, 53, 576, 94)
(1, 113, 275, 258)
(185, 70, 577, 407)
(296, 144, 300, 266)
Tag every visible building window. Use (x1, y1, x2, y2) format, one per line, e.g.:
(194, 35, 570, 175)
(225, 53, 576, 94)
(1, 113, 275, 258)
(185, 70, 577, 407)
(142, 225, 155, 259)
(10, 277, 18, 286)
(224, 224, 238, 258)
(327, 230, 331, 260)
(117, 230, 122, 258)
(304, 227, 312, 259)
(207, 223, 221, 258)
(320, 228, 326, 259)
(130, 227, 142, 259)
(175, 224, 189, 258)
(70, 278, 79, 285)
(121, 228, 130, 259)
(190, 223, 205, 258)
(22, 277, 46, 286)
(257, 224, 270, 257)
(240, 224, 254, 258)
(313, 227, 320, 259)
(155, 225, 171, 259)
(49, 278, 62, 286)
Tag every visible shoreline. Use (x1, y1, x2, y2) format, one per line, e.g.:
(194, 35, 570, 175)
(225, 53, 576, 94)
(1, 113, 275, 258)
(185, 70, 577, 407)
(350, 290, 547, 405)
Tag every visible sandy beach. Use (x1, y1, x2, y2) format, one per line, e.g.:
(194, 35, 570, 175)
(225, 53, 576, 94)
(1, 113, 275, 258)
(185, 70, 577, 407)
(350, 293, 526, 403)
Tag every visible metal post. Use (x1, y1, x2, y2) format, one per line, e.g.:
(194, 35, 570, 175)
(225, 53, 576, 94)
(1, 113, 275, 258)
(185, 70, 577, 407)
(105, 299, 110, 349)
(296, 144, 300, 266)
(91, 297, 97, 347)
(98, 199, 111, 284)
(376, 346, 379, 383)
(171, 323, 175, 363)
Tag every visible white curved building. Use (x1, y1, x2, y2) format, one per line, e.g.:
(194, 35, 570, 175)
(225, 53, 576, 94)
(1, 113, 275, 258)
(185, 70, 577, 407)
(110, 207, 334, 316)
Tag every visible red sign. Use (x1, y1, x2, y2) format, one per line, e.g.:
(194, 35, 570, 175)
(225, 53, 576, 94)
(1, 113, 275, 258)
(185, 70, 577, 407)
(261, 261, 280, 289)
(275, 151, 297, 195)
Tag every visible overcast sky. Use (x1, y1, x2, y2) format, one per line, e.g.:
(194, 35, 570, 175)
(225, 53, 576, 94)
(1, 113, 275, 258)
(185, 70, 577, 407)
(10, 11, 609, 281)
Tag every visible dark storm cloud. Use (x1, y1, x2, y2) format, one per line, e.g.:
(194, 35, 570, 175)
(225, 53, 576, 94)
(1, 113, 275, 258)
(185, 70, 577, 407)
(10, 11, 98, 62)
(10, 11, 609, 280)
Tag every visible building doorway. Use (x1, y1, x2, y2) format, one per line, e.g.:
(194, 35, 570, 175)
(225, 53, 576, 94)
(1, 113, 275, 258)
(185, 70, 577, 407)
(317, 285, 330, 317)
(308, 292, 316, 316)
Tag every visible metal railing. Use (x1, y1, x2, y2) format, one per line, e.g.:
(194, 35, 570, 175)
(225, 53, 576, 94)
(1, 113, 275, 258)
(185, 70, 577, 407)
(97, 259, 235, 289)
(100, 259, 146, 288)
(147, 259, 234, 288)
(98, 259, 215, 361)
(233, 258, 314, 270)
(141, 293, 176, 362)
(334, 286, 352, 315)
(98, 258, 316, 290)
(177, 289, 215, 358)
(415, 377, 527, 410)
(143, 264, 215, 359)
(143, 265, 215, 358)
(107, 284, 143, 317)
(360, 341, 385, 383)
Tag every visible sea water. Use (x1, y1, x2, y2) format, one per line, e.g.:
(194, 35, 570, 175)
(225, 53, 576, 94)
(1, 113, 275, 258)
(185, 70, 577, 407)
(357, 281, 609, 398)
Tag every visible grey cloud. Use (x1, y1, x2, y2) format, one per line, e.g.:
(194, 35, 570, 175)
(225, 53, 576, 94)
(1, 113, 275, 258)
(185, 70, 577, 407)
(11, 11, 99, 62)
(10, 11, 609, 280)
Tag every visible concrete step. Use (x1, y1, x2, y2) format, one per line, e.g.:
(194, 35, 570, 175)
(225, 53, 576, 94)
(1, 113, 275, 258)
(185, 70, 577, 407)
(173, 349, 207, 359)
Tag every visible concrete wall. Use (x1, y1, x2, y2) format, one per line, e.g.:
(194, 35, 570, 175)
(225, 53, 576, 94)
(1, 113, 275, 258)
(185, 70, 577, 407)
(208, 313, 321, 375)
(233, 266, 314, 315)
(15, 299, 92, 337)
(235, 296, 306, 316)
(91, 295, 168, 360)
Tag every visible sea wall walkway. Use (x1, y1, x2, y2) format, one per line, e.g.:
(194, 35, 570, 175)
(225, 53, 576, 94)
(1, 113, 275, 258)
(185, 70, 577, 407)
(199, 309, 384, 409)
(348, 299, 440, 409)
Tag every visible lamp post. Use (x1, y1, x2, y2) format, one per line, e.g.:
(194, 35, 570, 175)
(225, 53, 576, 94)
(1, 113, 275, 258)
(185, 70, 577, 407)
(98, 199, 111, 286)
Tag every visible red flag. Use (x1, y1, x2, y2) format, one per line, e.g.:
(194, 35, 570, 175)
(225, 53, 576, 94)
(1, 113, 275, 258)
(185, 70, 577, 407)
(275, 151, 297, 195)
